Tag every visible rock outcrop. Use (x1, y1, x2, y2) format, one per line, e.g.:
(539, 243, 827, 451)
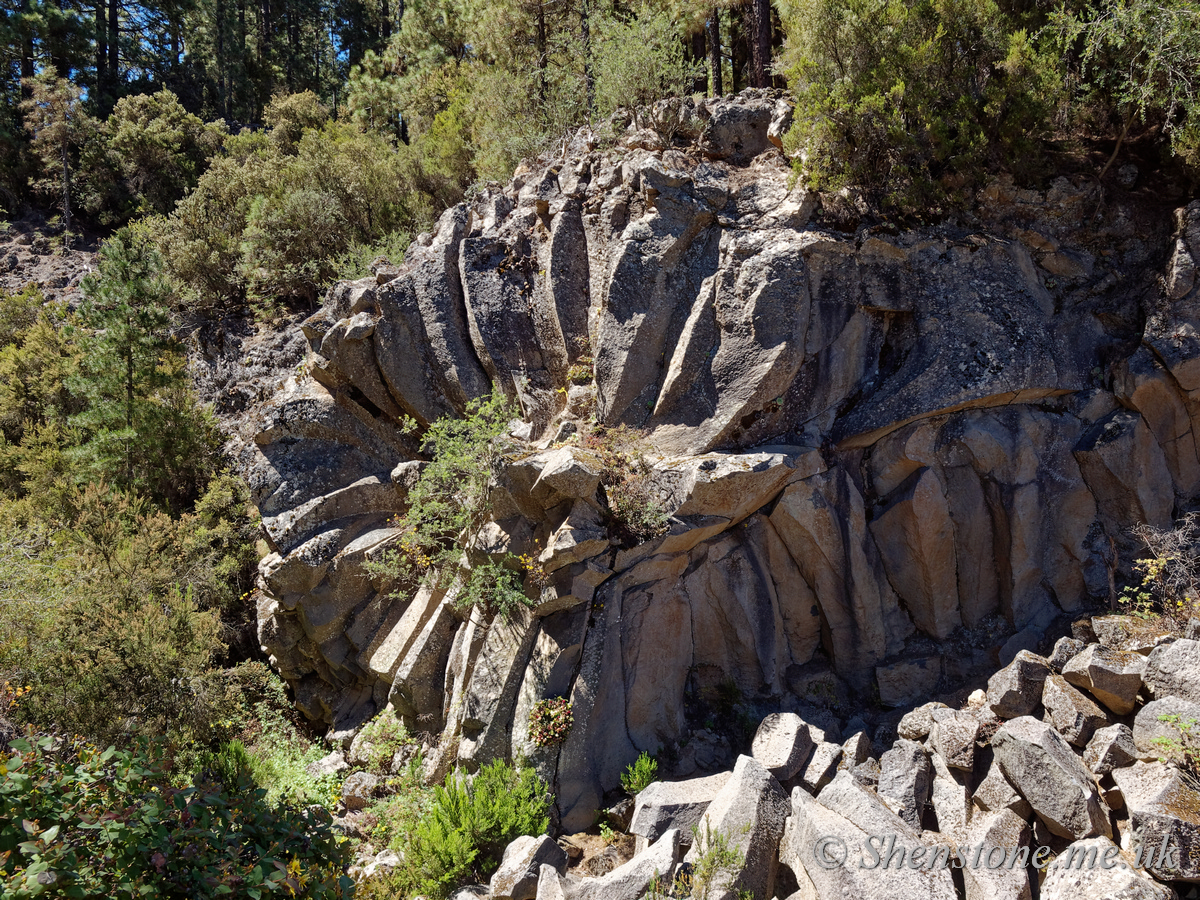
(229, 91, 1200, 829)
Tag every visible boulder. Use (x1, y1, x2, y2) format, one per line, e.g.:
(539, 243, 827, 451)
(990, 716, 1111, 840)
(1083, 723, 1138, 775)
(802, 740, 844, 794)
(1040, 836, 1174, 900)
(751, 712, 815, 780)
(898, 702, 949, 741)
(1133, 696, 1200, 762)
(490, 836, 569, 900)
(684, 755, 790, 900)
(929, 708, 981, 771)
(779, 773, 958, 900)
(1041, 672, 1110, 747)
(341, 771, 379, 811)
(305, 750, 348, 778)
(1048, 636, 1085, 673)
(878, 739, 933, 829)
(972, 761, 1031, 819)
(930, 768, 972, 839)
(843, 731, 873, 767)
(961, 809, 1032, 900)
(1061, 644, 1146, 715)
(1112, 761, 1200, 882)
(564, 829, 682, 900)
(628, 772, 730, 845)
(987, 651, 1051, 719)
(1144, 638, 1200, 704)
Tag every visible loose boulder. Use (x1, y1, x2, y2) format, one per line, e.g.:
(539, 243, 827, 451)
(990, 716, 1111, 840)
(628, 772, 730, 845)
(987, 652, 1051, 719)
(751, 713, 814, 780)
(491, 836, 569, 900)
(1061, 644, 1146, 715)
(684, 755, 790, 900)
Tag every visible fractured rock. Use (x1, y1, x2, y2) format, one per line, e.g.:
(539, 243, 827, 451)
(1041, 836, 1173, 900)
(986, 651, 1051, 719)
(801, 740, 843, 794)
(1112, 761, 1200, 882)
(563, 829, 682, 900)
(878, 739, 933, 829)
(991, 716, 1111, 840)
(628, 771, 730, 846)
(961, 809, 1032, 900)
(1133, 696, 1200, 762)
(1083, 723, 1138, 775)
(751, 712, 814, 780)
(1041, 672, 1111, 747)
(1144, 638, 1200, 704)
(684, 755, 790, 900)
(929, 707, 981, 771)
(1061, 643, 1146, 715)
(491, 836, 569, 900)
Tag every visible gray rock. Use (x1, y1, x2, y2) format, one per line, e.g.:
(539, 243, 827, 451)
(1040, 836, 1173, 900)
(898, 702, 949, 741)
(801, 741, 843, 794)
(1112, 761, 1200, 883)
(1133, 696, 1200, 762)
(751, 712, 814, 780)
(563, 829, 682, 900)
(972, 760, 1031, 819)
(628, 772, 730, 845)
(305, 750, 348, 778)
(878, 739, 933, 829)
(683, 755, 790, 900)
(991, 716, 1111, 840)
(1061, 643, 1146, 715)
(930, 769, 972, 840)
(1048, 636, 1085, 673)
(779, 772, 958, 900)
(1041, 672, 1111, 747)
(987, 651, 1051, 719)
(929, 708, 981, 771)
(961, 809, 1032, 900)
(490, 835, 568, 900)
(842, 731, 873, 767)
(1144, 638, 1200, 703)
(850, 757, 881, 789)
(1083, 723, 1138, 775)
(341, 771, 379, 811)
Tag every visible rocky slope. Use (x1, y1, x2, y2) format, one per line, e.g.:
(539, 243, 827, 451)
(455, 616, 1200, 900)
(227, 90, 1200, 830)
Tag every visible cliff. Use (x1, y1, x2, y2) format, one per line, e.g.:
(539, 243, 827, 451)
(223, 91, 1200, 830)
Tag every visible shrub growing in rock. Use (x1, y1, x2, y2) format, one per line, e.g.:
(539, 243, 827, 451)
(621, 750, 659, 794)
(403, 759, 550, 897)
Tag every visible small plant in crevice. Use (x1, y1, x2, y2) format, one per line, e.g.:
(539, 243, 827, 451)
(620, 750, 659, 795)
(1152, 713, 1200, 789)
(529, 697, 574, 748)
(580, 423, 668, 546)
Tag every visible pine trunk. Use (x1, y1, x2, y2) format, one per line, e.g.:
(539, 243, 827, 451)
(706, 9, 721, 97)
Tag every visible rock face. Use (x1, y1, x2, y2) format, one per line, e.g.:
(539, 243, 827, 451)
(227, 92, 1200, 830)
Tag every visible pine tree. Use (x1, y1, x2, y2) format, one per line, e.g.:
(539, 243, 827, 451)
(68, 228, 219, 509)
(20, 66, 93, 238)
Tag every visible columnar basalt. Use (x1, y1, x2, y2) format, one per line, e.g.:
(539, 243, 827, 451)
(229, 91, 1200, 829)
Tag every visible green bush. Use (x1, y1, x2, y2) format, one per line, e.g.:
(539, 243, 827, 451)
(404, 759, 550, 897)
(621, 750, 658, 795)
(368, 392, 533, 620)
(0, 733, 353, 899)
(778, 0, 1056, 214)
